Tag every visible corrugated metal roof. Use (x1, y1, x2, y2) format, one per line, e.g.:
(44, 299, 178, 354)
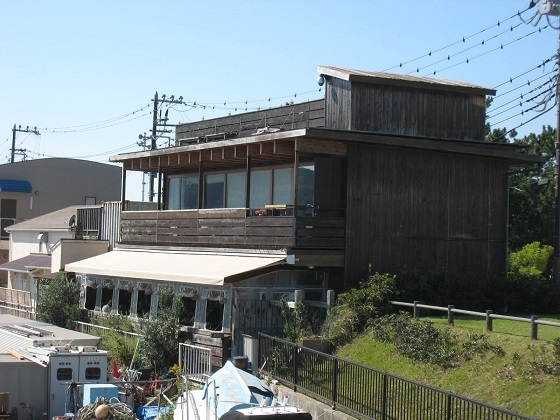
(0, 314, 101, 350)
(0, 253, 51, 273)
(0, 179, 32, 193)
(317, 66, 496, 96)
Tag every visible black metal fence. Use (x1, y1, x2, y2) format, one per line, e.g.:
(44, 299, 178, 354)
(257, 333, 537, 420)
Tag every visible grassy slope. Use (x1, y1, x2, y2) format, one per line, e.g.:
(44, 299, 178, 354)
(335, 316, 560, 420)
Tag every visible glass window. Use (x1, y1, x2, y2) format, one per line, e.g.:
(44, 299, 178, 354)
(85, 368, 101, 380)
(182, 176, 199, 209)
(273, 168, 293, 205)
(57, 368, 73, 381)
(226, 172, 246, 208)
(117, 289, 132, 315)
(85, 287, 96, 310)
(167, 177, 181, 210)
(250, 170, 271, 208)
(297, 165, 315, 207)
(180, 296, 197, 326)
(205, 299, 224, 331)
(206, 174, 225, 208)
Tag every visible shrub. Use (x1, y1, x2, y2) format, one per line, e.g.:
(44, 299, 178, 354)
(36, 272, 86, 329)
(96, 316, 138, 368)
(280, 296, 312, 343)
(370, 313, 459, 368)
(509, 242, 553, 276)
(137, 286, 184, 373)
(461, 333, 505, 360)
(321, 305, 359, 348)
(321, 272, 396, 347)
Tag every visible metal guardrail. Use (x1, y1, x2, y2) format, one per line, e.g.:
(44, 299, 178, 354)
(391, 300, 560, 340)
(178, 342, 212, 379)
(74, 320, 142, 338)
(258, 333, 536, 420)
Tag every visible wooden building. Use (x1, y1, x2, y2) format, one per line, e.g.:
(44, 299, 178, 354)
(66, 67, 541, 365)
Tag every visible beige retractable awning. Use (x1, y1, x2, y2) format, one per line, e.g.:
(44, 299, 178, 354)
(65, 249, 286, 285)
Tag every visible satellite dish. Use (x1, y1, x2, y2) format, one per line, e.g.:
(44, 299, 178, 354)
(68, 214, 76, 227)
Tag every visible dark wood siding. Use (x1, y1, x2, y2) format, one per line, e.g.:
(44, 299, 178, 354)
(120, 208, 345, 251)
(314, 156, 346, 213)
(324, 77, 352, 131)
(324, 80, 487, 141)
(344, 144, 508, 287)
(175, 100, 324, 143)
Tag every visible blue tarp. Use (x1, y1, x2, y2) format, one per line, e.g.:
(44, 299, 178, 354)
(136, 406, 171, 420)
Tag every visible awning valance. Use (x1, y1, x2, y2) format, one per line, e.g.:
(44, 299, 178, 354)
(65, 249, 287, 286)
(0, 254, 51, 273)
(0, 179, 32, 193)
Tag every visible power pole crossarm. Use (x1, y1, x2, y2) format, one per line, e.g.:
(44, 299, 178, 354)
(11, 124, 40, 164)
(147, 92, 184, 202)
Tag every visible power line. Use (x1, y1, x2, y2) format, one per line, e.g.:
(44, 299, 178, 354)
(44, 104, 151, 132)
(421, 23, 551, 77)
(382, 6, 534, 73)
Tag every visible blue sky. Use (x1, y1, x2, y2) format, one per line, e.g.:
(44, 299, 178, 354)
(0, 1, 557, 200)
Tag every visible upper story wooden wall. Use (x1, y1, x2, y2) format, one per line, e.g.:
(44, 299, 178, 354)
(175, 100, 325, 143)
(325, 78, 488, 141)
(343, 143, 509, 287)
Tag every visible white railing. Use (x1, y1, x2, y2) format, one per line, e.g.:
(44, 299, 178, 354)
(74, 320, 142, 338)
(179, 342, 212, 379)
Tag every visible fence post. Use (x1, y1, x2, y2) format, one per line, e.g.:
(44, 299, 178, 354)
(485, 310, 493, 332)
(531, 315, 539, 340)
(331, 358, 338, 410)
(446, 393, 452, 420)
(293, 343, 298, 392)
(381, 373, 388, 420)
(413, 301, 419, 319)
(326, 290, 335, 311)
(447, 305, 454, 326)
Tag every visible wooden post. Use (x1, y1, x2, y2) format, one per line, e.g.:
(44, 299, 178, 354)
(413, 301, 419, 319)
(121, 168, 127, 207)
(326, 290, 335, 311)
(447, 305, 454, 326)
(531, 315, 539, 340)
(485, 310, 493, 332)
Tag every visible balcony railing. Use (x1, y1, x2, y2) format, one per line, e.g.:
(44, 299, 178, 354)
(120, 207, 345, 250)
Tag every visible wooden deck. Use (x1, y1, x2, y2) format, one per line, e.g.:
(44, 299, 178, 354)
(120, 208, 345, 250)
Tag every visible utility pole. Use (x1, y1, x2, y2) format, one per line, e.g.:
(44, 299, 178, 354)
(148, 92, 183, 202)
(521, 0, 560, 284)
(137, 132, 150, 201)
(11, 125, 40, 163)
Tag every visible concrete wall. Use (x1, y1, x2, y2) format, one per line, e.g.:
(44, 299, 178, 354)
(10, 231, 72, 261)
(51, 239, 109, 272)
(273, 384, 356, 420)
(0, 158, 121, 221)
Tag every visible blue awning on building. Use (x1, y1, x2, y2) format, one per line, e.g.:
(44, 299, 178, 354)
(0, 180, 32, 193)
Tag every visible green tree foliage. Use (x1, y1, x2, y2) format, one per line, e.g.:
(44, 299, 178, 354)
(36, 272, 84, 329)
(137, 286, 184, 373)
(509, 241, 553, 276)
(279, 296, 312, 343)
(322, 272, 396, 347)
(96, 316, 139, 368)
(487, 124, 555, 251)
